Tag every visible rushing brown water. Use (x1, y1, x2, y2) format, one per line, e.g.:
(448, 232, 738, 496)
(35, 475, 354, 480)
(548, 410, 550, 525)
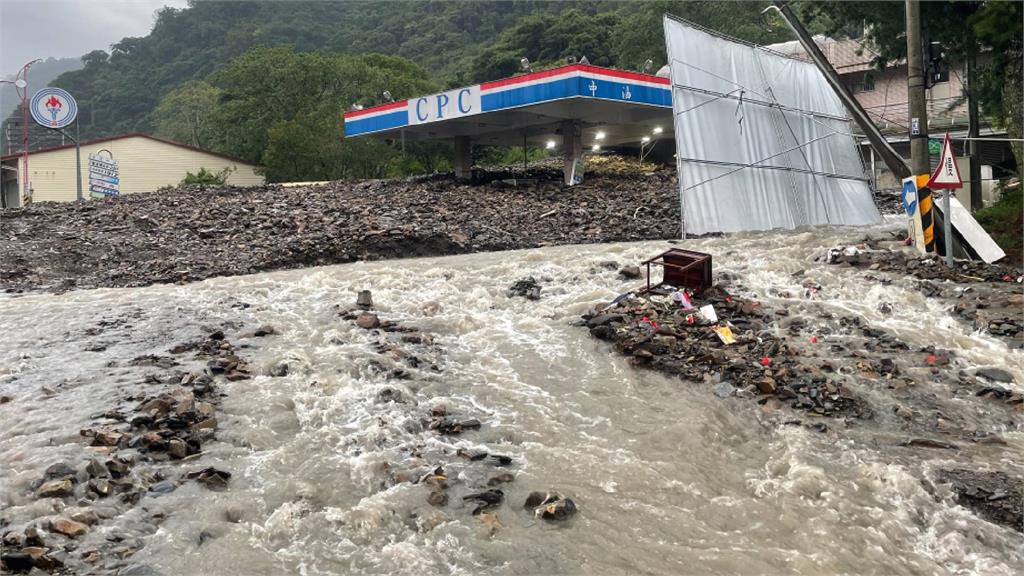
(1, 221, 1021, 575)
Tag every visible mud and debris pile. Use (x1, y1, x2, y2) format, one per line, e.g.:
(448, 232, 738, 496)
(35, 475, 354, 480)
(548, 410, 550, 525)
(826, 243, 1024, 346)
(0, 165, 678, 293)
(583, 286, 872, 420)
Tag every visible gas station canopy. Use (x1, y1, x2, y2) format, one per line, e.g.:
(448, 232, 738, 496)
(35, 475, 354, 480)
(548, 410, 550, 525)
(342, 64, 673, 148)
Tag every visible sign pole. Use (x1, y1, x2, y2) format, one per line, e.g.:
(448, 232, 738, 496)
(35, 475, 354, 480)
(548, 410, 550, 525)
(943, 190, 953, 267)
(926, 132, 964, 268)
(29, 87, 80, 202)
(75, 118, 83, 202)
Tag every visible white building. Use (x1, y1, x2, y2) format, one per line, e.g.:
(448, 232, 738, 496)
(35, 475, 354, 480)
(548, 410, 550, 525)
(1, 133, 264, 207)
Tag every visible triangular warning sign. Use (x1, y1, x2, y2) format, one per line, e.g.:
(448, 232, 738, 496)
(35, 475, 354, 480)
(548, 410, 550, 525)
(927, 132, 963, 189)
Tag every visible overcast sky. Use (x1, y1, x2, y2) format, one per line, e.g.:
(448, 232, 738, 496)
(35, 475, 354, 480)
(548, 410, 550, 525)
(1, 0, 189, 76)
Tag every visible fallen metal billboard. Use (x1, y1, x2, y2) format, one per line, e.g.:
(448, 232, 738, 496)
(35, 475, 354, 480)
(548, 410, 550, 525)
(663, 16, 881, 235)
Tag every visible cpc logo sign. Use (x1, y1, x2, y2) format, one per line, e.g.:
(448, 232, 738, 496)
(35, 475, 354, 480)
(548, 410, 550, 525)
(31, 87, 78, 129)
(408, 86, 481, 125)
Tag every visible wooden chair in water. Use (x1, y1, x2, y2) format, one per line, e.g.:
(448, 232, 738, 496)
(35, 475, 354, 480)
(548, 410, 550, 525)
(638, 248, 713, 295)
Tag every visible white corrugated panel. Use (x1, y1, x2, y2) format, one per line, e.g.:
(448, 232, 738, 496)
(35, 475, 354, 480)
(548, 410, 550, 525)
(663, 16, 881, 235)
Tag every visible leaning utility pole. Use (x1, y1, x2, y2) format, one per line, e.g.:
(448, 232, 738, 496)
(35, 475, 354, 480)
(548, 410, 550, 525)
(905, 0, 936, 253)
(769, 1, 909, 179)
(967, 49, 982, 211)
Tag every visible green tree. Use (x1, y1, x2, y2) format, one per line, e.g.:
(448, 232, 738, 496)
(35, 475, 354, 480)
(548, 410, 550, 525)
(612, 1, 794, 75)
(151, 80, 221, 148)
(206, 46, 438, 181)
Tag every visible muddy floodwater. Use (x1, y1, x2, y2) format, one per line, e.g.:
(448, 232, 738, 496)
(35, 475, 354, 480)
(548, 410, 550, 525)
(1, 221, 1021, 575)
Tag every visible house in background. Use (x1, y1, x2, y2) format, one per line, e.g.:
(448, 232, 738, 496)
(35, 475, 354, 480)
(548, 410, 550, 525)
(766, 35, 1015, 207)
(0, 133, 264, 208)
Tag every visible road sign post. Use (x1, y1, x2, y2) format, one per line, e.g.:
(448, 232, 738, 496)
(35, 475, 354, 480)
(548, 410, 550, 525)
(926, 132, 964, 268)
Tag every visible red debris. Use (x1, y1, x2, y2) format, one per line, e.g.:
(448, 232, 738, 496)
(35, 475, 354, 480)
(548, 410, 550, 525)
(760, 356, 772, 366)
(810, 336, 818, 343)
(926, 354, 937, 364)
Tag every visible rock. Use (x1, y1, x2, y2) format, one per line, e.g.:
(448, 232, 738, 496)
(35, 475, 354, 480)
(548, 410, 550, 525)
(524, 491, 549, 509)
(429, 417, 481, 435)
(975, 367, 1014, 383)
(903, 438, 958, 450)
(507, 277, 542, 299)
(22, 524, 42, 545)
(0, 552, 34, 572)
(0, 395, 10, 404)
(44, 462, 76, 480)
(463, 489, 504, 515)
(149, 481, 177, 495)
(537, 497, 577, 521)
(755, 377, 777, 395)
(586, 313, 624, 328)
(193, 417, 217, 430)
(88, 479, 112, 497)
(51, 517, 88, 537)
(894, 405, 913, 419)
(487, 454, 513, 466)
(105, 457, 131, 478)
(70, 509, 100, 526)
(2, 531, 25, 548)
(209, 330, 225, 341)
(91, 429, 124, 447)
(487, 473, 515, 486)
(356, 290, 373, 310)
(524, 491, 578, 521)
(356, 313, 380, 329)
(375, 387, 406, 403)
(183, 467, 231, 490)
(269, 362, 290, 377)
(618, 265, 642, 279)
(713, 382, 736, 398)
(130, 414, 153, 428)
(253, 325, 276, 337)
(37, 478, 74, 498)
(167, 438, 189, 459)
(23, 528, 43, 547)
(21, 547, 62, 571)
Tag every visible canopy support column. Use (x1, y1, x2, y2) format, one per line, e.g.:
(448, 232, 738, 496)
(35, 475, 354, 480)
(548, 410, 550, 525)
(453, 136, 472, 181)
(562, 121, 581, 185)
